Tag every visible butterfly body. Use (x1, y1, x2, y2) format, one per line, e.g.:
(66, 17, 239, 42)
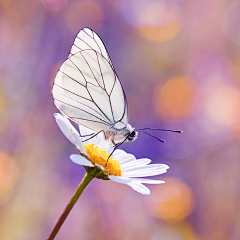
(104, 123, 138, 145)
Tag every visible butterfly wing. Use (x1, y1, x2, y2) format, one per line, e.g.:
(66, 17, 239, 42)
(69, 28, 113, 67)
(52, 28, 128, 133)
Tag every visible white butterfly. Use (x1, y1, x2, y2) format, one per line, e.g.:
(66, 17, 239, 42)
(52, 28, 138, 147)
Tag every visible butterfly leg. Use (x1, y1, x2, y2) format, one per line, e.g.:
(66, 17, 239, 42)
(79, 132, 95, 138)
(81, 130, 104, 142)
(104, 136, 129, 167)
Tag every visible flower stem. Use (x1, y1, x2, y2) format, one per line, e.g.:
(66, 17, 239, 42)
(47, 172, 94, 240)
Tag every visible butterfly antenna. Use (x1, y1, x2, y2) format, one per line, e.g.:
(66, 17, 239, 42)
(137, 128, 183, 133)
(137, 130, 165, 143)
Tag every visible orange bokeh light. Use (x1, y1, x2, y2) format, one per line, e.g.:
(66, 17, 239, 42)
(135, 1, 182, 42)
(0, 0, 39, 22)
(137, 20, 181, 43)
(154, 76, 195, 120)
(65, 0, 103, 34)
(204, 86, 240, 131)
(146, 178, 195, 223)
(0, 151, 18, 199)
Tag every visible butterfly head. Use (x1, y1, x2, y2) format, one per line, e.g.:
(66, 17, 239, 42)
(126, 129, 137, 142)
(126, 124, 138, 142)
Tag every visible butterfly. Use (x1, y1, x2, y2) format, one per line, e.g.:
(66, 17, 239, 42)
(52, 28, 181, 150)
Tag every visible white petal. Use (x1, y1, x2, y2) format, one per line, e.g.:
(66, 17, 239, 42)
(109, 175, 132, 184)
(122, 164, 169, 177)
(95, 163, 104, 171)
(112, 149, 127, 158)
(54, 114, 88, 155)
(79, 124, 95, 135)
(109, 175, 164, 184)
(113, 152, 136, 164)
(94, 132, 102, 146)
(121, 158, 151, 171)
(54, 113, 77, 144)
(97, 134, 112, 154)
(71, 130, 89, 156)
(70, 154, 94, 167)
(126, 178, 165, 184)
(79, 124, 112, 153)
(129, 163, 169, 171)
(110, 175, 151, 195)
(79, 124, 96, 145)
(127, 181, 150, 195)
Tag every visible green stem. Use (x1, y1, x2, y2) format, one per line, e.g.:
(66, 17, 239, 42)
(47, 172, 94, 240)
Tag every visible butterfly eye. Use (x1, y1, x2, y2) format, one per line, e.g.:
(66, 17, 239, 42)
(127, 131, 136, 141)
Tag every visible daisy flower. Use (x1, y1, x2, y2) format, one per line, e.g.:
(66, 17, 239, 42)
(54, 113, 169, 195)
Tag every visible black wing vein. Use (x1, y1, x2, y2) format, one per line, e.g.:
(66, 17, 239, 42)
(54, 84, 109, 121)
(55, 97, 110, 125)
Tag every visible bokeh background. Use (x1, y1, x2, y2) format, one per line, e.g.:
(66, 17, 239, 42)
(1, 0, 240, 239)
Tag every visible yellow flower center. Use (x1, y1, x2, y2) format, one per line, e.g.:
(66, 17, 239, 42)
(83, 144, 122, 176)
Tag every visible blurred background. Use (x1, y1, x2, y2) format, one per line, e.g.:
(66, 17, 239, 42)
(0, 0, 240, 239)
